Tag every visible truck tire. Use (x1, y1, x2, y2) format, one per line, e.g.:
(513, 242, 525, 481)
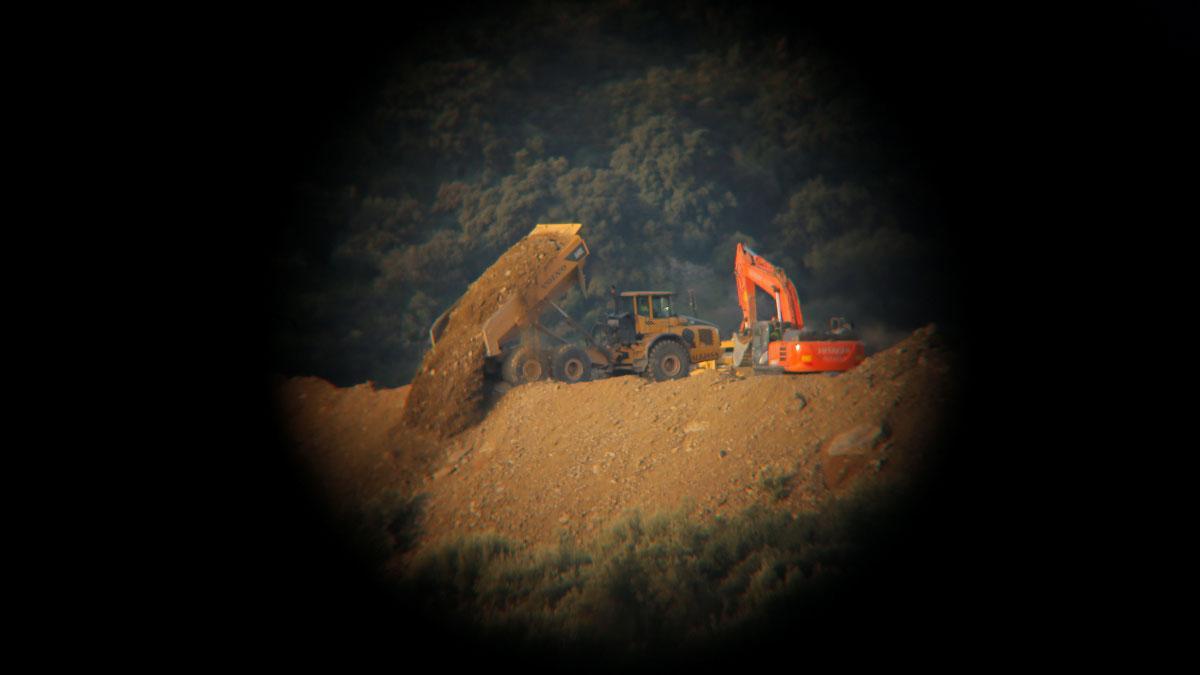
(502, 345, 549, 385)
(551, 345, 592, 384)
(647, 339, 689, 382)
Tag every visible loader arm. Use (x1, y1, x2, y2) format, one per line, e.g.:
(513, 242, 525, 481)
(733, 242, 804, 334)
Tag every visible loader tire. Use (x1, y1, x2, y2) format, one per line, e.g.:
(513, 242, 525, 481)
(502, 345, 549, 385)
(551, 345, 592, 384)
(647, 339, 689, 382)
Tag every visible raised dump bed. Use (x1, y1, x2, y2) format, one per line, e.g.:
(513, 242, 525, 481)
(402, 224, 583, 436)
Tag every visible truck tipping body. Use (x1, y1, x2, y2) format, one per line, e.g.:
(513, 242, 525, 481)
(480, 224, 588, 357)
(428, 223, 589, 356)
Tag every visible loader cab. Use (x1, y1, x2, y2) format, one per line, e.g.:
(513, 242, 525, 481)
(623, 291, 675, 335)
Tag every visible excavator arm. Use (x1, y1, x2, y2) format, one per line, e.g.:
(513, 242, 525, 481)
(733, 242, 804, 334)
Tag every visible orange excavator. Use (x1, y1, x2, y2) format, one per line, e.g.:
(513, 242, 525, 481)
(730, 242, 866, 373)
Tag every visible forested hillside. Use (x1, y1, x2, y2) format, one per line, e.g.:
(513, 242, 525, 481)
(268, 1, 956, 387)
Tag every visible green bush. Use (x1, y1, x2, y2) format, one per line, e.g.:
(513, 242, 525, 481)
(391, 485, 910, 659)
(756, 465, 795, 501)
(340, 490, 429, 565)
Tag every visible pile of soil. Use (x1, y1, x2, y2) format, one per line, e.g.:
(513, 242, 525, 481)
(274, 379, 423, 513)
(399, 231, 573, 437)
(278, 324, 958, 553)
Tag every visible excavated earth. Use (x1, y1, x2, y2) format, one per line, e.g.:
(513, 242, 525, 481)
(277, 324, 957, 564)
(400, 232, 572, 437)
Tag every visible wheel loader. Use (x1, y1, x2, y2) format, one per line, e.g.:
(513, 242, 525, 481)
(428, 224, 722, 387)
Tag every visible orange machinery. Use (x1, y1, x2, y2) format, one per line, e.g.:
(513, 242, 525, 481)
(731, 242, 865, 373)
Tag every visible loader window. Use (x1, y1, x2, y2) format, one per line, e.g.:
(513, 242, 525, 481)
(636, 296, 651, 317)
(652, 295, 674, 318)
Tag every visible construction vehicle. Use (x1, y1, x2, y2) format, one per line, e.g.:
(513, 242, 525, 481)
(429, 224, 723, 386)
(589, 289, 723, 381)
(730, 242, 865, 373)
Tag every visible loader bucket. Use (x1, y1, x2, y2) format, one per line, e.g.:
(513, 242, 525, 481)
(528, 223, 582, 238)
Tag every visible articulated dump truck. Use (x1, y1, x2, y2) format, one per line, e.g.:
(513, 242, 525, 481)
(429, 224, 723, 388)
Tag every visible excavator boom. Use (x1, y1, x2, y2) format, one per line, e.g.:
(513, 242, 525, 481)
(734, 243, 803, 332)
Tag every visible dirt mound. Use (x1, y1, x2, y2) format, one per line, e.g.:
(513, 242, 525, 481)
(400, 231, 572, 437)
(276, 378, 431, 512)
(277, 323, 957, 553)
(413, 324, 954, 549)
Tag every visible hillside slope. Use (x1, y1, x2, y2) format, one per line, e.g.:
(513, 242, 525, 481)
(277, 324, 955, 557)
